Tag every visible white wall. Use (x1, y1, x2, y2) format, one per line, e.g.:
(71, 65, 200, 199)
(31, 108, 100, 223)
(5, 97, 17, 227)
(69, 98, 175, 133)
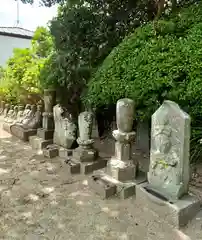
(0, 35, 32, 66)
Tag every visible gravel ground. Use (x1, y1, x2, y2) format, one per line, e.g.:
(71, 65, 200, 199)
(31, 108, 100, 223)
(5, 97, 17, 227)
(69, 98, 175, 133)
(0, 122, 201, 240)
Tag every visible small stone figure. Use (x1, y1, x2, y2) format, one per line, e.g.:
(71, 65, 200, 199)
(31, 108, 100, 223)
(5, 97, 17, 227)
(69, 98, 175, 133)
(3, 103, 10, 117)
(73, 111, 98, 162)
(0, 101, 5, 115)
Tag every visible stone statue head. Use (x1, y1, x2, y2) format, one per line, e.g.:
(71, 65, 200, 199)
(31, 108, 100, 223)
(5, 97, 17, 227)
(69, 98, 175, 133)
(5, 103, 10, 108)
(10, 105, 14, 110)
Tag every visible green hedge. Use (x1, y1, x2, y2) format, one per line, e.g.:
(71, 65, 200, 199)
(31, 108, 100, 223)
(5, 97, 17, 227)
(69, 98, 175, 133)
(85, 3, 202, 123)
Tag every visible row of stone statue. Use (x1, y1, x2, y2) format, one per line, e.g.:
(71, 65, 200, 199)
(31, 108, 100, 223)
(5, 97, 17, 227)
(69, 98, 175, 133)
(0, 96, 200, 228)
(0, 103, 43, 133)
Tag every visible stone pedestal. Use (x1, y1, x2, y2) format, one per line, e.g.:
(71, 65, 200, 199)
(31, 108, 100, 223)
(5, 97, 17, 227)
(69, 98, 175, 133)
(135, 182, 200, 228)
(30, 89, 56, 153)
(67, 111, 107, 175)
(89, 98, 146, 199)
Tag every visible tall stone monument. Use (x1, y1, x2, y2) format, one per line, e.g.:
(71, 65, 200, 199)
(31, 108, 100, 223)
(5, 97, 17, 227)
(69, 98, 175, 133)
(66, 111, 107, 174)
(135, 100, 200, 228)
(30, 89, 56, 153)
(89, 98, 146, 199)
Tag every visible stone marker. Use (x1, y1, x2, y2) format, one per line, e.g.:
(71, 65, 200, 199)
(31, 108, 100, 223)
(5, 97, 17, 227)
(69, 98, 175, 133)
(30, 89, 56, 153)
(89, 98, 146, 199)
(66, 111, 107, 175)
(135, 100, 200, 228)
(43, 103, 77, 158)
(10, 104, 42, 141)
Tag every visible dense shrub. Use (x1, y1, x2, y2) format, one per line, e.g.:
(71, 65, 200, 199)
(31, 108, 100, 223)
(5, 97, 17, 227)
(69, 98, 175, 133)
(85, 2, 202, 122)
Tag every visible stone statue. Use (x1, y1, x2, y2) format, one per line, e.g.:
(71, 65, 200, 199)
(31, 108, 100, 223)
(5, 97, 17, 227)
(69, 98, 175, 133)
(16, 105, 25, 122)
(53, 104, 77, 149)
(0, 101, 5, 115)
(25, 104, 42, 129)
(20, 104, 36, 126)
(148, 100, 191, 201)
(3, 104, 10, 117)
(6, 105, 18, 123)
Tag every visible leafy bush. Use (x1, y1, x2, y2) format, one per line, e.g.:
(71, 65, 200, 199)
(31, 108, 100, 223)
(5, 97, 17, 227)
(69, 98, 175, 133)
(0, 27, 53, 104)
(85, 3, 202, 121)
(85, 2, 202, 162)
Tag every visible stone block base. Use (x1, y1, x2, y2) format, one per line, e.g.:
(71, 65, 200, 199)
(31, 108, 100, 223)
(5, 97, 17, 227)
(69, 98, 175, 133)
(72, 146, 98, 162)
(135, 182, 201, 228)
(10, 125, 37, 141)
(88, 174, 117, 199)
(29, 136, 53, 152)
(3, 122, 12, 133)
(65, 159, 81, 174)
(107, 158, 137, 182)
(43, 144, 59, 158)
(66, 157, 107, 175)
(89, 171, 146, 199)
(59, 147, 73, 158)
(37, 128, 54, 140)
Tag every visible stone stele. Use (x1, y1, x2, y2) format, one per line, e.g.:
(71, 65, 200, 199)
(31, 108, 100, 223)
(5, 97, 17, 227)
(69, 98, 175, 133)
(148, 100, 190, 202)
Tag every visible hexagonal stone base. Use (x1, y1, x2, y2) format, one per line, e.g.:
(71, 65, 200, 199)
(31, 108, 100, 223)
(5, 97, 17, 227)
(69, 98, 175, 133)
(89, 170, 146, 199)
(37, 128, 54, 140)
(43, 144, 59, 158)
(72, 146, 98, 162)
(29, 136, 53, 152)
(135, 182, 201, 228)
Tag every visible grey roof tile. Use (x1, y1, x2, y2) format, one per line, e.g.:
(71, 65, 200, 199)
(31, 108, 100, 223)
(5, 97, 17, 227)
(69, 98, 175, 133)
(0, 27, 34, 38)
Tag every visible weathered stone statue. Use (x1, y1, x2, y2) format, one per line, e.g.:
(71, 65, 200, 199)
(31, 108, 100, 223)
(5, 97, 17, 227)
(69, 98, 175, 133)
(43, 103, 78, 158)
(53, 104, 77, 149)
(107, 98, 136, 182)
(0, 101, 5, 115)
(20, 104, 36, 126)
(89, 98, 145, 199)
(10, 104, 41, 141)
(65, 111, 107, 175)
(147, 100, 190, 201)
(3, 103, 10, 117)
(3, 105, 18, 133)
(16, 105, 25, 122)
(73, 111, 98, 161)
(23, 104, 42, 130)
(135, 100, 200, 228)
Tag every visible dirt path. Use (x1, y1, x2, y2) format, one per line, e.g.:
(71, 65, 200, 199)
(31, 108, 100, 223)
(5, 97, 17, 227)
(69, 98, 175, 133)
(0, 123, 201, 240)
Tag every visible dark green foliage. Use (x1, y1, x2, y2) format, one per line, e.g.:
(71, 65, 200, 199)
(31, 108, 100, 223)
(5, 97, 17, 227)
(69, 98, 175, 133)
(85, 2, 202, 163)
(85, 3, 202, 121)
